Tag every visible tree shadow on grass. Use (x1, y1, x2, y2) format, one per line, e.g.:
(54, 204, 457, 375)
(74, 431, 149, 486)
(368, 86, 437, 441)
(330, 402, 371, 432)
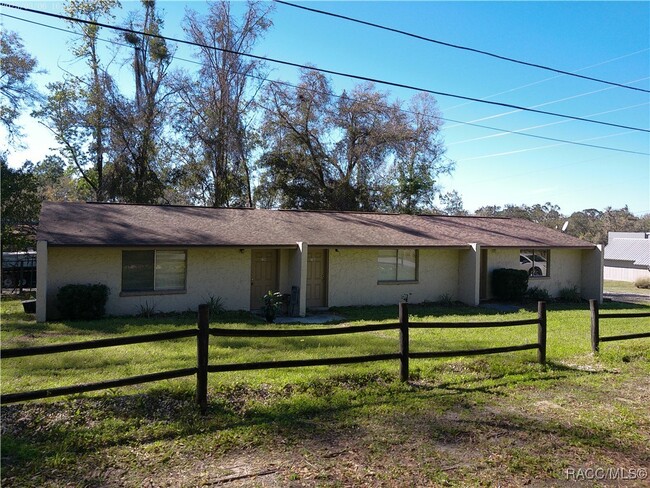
(335, 303, 510, 322)
(335, 300, 648, 329)
(3, 364, 649, 487)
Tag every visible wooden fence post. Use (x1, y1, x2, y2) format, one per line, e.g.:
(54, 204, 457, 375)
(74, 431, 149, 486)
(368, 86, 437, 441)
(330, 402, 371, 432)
(399, 302, 409, 382)
(537, 301, 547, 365)
(197, 304, 209, 414)
(590, 299, 599, 353)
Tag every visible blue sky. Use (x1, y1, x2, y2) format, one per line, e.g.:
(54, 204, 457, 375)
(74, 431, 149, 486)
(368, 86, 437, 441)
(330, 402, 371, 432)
(2, 1, 649, 215)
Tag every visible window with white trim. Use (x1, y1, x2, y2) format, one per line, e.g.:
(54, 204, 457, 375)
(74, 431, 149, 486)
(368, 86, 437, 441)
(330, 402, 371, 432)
(122, 250, 187, 292)
(378, 249, 418, 282)
(520, 249, 550, 278)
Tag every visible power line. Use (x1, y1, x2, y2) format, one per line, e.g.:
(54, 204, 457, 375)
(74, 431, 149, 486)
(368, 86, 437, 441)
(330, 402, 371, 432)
(448, 102, 650, 148)
(451, 99, 650, 133)
(273, 0, 650, 94)
(448, 127, 647, 156)
(1, 12, 133, 49)
(445, 76, 649, 129)
(2, 2, 649, 134)
(460, 131, 643, 161)
(3, 11, 647, 158)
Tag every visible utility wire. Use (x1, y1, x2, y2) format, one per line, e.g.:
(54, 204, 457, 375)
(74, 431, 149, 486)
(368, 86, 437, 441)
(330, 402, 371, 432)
(445, 76, 649, 130)
(3, 11, 648, 157)
(448, 102, 650, 147)
(1, 12, 133, 49)
(461, 131, 641, 161)
(2, 2, 649, 134)
(274, 0, 650, 94)
(452, 98, 650, 132)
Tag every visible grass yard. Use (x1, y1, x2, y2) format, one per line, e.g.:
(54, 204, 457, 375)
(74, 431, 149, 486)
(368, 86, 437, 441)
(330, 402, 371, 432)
(1, 296, 649, 487)
(604, 279, 650, 296)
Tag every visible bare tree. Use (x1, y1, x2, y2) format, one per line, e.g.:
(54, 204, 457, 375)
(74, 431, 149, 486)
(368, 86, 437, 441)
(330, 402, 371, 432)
(0, 30, 40, 145)
(171, 0, 272, 207)
(34, 0, 118, 201)
(257, 70, 452, 212)
(106, 0, 172, 203)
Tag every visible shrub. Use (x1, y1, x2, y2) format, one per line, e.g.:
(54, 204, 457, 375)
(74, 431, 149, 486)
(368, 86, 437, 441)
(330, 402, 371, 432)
(57, 283, 110, 320)
(138, 300, 156, 318)
(558, 285, 582, 303)
(437, 293, 455, 307)
(525, 286, 550, 301)
(262, 290, 283, 322)
(634, 277, 650, 289)
(491, 268, 529, 301)
(206, 294, 225, 317)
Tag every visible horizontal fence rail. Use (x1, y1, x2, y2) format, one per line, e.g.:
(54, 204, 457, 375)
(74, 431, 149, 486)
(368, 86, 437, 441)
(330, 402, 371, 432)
(590, 299, 650, 352)
(1, 326, 200, 405)
(397, 301, 547, 380)
(207, 354, 402, 373)
(209, 323, 400, 337)
(408, 318, 540, 329)
(1, 368, 197, 404)
(200, 302, 547, 400)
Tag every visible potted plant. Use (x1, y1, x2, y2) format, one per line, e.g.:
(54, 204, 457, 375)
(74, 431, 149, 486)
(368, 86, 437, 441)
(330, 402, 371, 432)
(262, 290, 283, 323)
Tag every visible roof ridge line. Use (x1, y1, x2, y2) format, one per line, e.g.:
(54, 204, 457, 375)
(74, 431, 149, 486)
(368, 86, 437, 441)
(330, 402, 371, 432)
(78, 202, 514, 220)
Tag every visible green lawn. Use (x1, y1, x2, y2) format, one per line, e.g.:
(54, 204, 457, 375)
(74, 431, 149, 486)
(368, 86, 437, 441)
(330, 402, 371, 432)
(2, 296, 649, 487)
(604, 279, 650, 296)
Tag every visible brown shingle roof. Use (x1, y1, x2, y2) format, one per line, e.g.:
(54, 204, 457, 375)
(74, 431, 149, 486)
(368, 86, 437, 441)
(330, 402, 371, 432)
(37, 202, 595, 249)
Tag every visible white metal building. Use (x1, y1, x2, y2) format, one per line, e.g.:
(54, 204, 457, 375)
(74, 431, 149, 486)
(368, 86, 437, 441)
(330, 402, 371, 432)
(603, 232, 650, 282)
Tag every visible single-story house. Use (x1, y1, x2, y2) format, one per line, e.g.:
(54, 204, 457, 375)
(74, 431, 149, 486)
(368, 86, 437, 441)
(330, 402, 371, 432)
(603, 231, 650, 282)
(35, 202, 603, 321)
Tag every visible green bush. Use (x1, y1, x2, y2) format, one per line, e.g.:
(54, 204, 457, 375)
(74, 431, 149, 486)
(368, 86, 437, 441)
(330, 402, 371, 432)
(558, 285, 582, 303)
(525, 286, 550, 301)
(634, 276, 650, 289)
(491, 268, 529, 301)
(57, 283, 110, 320)
(206, 294, 225, 317)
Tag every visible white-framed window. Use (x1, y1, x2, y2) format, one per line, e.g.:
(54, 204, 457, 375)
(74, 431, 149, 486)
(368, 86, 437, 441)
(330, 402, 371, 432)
(122, 250, 187, 292)
(520, 249, 550, 278)
(378, 249, 418, 282)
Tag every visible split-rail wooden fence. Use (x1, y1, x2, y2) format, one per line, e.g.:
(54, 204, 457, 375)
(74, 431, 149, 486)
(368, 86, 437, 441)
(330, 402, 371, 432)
(589, 299, 650, 352)
(1, 302, 549, 410)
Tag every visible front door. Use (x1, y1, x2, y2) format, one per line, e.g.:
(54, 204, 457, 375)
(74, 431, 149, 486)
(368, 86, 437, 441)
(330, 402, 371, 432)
(307, 249, 327, 308)
(250, 249, 278, 310)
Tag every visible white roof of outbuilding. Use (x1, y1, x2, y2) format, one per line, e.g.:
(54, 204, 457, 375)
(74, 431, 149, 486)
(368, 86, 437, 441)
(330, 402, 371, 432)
(604, 232, 650, 266)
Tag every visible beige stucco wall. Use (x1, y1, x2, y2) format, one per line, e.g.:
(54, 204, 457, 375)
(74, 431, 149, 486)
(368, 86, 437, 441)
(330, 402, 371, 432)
(45, 247, 251, 319)
(36, 240, 48, 322)
(457, 244, 480, 305)
(483, 247, 600, 299)
(327, 248, 461, 307)
(541, 249, 583, 296)
(582, 246, 603, 302)
(42, 243, 603, 320)
(278, 249, 293, 293)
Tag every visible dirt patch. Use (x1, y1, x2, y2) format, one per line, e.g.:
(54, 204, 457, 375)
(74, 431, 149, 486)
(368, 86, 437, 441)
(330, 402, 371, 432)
(3, 367, 649, 487)
(604, 292, 650, 305)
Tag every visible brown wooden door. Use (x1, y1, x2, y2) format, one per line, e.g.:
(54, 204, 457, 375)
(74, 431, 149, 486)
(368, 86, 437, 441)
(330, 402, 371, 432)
(250, 249, 278, 310)
(307, 249, 327, 308)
